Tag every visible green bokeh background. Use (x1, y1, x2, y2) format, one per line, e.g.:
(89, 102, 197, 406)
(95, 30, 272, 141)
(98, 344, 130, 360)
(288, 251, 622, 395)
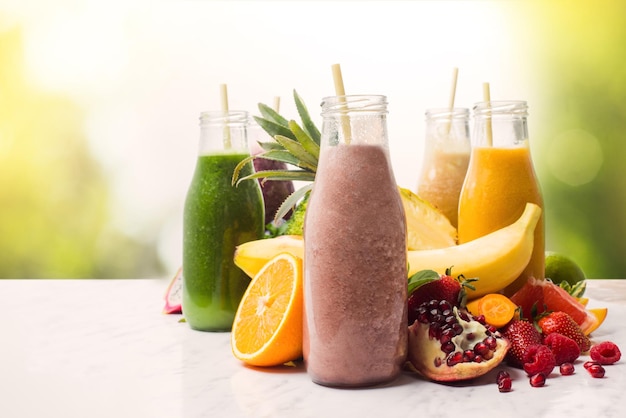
(1, 1, 625, 279)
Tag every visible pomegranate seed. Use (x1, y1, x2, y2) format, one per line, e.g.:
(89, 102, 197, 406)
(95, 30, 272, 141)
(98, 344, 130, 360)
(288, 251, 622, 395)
(498, 377, 512, 392)
(587, 363, 605, 378)
(463, 350, 475, 362)
(466, 332, 476, 341)
(496, 370, 510, 383)
(447, 352, 464, 367)
(560, 363, 575, 376)
(529, 373, 546, 387)
(474, 342, 489, 357)
(474, 355, 483, 363)
(475, 314, 486, 324)
(434, 357, 442, 368)
(484, 336, 497, 350)
(584, 361, 599, 370)
(441, 341, 456, 354)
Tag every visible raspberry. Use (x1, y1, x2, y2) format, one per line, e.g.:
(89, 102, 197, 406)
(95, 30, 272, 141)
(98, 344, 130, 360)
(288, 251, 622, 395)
(523, 344, 556, 377)
(543, 333, 580, 365)
(590, 341, 622, 365)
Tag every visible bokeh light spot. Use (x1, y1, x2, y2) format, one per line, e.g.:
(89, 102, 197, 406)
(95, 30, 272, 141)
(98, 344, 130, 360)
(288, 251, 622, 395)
(547, 129, 603, 186)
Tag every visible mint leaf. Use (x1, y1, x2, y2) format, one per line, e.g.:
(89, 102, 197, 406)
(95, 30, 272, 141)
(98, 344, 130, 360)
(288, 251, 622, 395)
(407, 269, 440, 295)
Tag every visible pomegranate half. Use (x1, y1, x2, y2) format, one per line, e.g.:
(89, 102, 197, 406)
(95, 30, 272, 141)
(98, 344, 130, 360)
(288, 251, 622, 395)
(407, 300, 510, 382)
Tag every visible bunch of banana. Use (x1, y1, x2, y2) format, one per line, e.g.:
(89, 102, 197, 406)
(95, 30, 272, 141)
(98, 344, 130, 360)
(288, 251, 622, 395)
(234, 203, 542, 301)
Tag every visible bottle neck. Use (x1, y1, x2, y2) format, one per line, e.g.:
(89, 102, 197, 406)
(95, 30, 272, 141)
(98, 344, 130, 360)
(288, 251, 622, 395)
(424, 108, 470, 148)
(198, 111, 249, 155)
(320, 95, 388, 147)
(472, 101, 529, 148)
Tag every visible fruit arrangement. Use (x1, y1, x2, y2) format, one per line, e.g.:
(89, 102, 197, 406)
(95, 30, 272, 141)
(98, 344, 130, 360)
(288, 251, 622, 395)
(163, 90, 622, 393)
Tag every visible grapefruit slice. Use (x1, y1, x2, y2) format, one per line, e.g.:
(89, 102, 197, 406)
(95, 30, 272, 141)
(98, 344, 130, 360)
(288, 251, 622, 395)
(510, 278, 601, 335)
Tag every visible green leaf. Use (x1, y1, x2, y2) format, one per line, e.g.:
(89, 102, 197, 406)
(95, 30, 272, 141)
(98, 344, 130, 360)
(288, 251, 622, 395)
(258, 141, 285, 152)
(257, 103, 290, 127)
(407, 269, 440, 296)
(258, 150, 303, 167)
(254, 116, 295, 141)
(294, 90, 321, 145)
(274, 134, 318, 169)
(288, 120, 320, 162)
(274, 183, 314, 222)
(235, 170, 316, 186)
(231, 155, 256, 186)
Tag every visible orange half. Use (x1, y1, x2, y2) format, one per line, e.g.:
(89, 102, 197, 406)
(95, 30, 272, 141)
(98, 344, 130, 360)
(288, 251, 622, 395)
(231, 252, 303, 367)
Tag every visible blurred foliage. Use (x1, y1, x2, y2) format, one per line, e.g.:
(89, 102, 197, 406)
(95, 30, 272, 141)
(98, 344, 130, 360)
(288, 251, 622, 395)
(531, 1, 626, 279)
(0, 28, 163, 279)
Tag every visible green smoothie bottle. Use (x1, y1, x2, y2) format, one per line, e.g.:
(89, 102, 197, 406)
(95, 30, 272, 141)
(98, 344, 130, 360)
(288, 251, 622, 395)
(182, 110, 264, 331)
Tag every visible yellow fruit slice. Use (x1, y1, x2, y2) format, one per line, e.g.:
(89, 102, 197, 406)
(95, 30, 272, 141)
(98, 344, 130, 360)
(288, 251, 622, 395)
(231, 253, 303, 366)
(584, 307, 608, 335)
(478, 294, 518, 328)
(577, 297, 589, 306)
(234, 235, 304, 278)
(399, 187, 457, 250)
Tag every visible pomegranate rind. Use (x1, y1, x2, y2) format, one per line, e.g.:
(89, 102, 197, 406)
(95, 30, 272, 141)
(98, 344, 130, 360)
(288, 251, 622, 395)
(407, 311, 510, 382)
(163, 267, 183, 314)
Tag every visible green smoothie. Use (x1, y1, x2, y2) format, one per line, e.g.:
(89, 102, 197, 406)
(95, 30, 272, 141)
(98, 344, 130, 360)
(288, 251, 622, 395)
(182, 151, 264, 331)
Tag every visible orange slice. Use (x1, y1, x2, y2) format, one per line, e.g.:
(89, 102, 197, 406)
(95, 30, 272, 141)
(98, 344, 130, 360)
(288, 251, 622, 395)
(466, 294, 517, 328)
(584, 307, 608, 335)
(231, 252, 303, 366)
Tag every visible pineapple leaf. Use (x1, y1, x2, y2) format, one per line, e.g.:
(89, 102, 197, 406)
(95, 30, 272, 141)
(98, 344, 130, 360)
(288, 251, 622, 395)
(235, 170, 316, 187)
(231, 155, 256, 186)
(274, 182, 314, 222)
(288, 120, 320, 161)
(294, 90, 321, 145)
(258, 141, 285, 152)
(259, 149, 304, 168)
(274, 135, 318, 170)
(257, 103, 290, 127)
(253, 116, 295, 141)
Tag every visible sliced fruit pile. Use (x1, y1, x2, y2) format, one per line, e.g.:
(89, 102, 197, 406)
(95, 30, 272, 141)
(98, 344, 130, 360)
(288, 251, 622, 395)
(406, 263, 619, 391)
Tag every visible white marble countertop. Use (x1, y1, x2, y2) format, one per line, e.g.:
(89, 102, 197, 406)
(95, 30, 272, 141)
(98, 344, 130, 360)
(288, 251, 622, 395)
(2, 279, 625, 418)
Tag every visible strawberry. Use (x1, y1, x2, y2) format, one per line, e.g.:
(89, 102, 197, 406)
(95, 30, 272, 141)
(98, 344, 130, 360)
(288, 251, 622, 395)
(543, 332, 580, 365)
(502, 319, 543, 368)
(537, 311, 591, 353)
(408, 267, 476, 310)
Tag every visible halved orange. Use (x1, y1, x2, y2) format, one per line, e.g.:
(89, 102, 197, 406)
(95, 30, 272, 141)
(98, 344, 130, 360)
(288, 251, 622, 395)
(231, 252, 303, 367)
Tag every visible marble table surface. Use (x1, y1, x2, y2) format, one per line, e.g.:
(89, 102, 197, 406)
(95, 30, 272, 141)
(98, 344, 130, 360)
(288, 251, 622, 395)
(2, 278, 625, 418)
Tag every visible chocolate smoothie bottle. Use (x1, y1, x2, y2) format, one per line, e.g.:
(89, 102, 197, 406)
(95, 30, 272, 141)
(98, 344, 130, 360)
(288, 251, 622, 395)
(303, 95, 408, 387)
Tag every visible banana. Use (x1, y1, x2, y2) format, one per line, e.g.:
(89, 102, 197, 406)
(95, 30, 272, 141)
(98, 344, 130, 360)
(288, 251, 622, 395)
(407, 202, 541, 299)
(234, 203, 542, 300)
(234, 235, 304, 278)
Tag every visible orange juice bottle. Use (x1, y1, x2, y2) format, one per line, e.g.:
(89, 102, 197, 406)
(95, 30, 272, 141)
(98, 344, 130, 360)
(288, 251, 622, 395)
(458, 101, 544, 295)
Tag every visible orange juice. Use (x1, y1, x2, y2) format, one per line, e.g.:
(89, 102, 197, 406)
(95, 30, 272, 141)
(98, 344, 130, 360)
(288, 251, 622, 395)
(458, 101, 544, 295)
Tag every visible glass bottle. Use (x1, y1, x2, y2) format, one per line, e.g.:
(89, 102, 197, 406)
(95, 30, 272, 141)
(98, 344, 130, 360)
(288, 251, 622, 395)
(182, 110, 264, 331)
(458, 101, 545, 295)
(303, 95, 407, 387)
(416, 108, 471, 228)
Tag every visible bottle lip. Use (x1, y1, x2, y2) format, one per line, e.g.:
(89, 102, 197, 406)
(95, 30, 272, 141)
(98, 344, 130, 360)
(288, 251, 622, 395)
(425, 108, 470, 119)
(320, 94, 388, 115)
(199, 110, 249, 125)
(473, 100, 528, 116)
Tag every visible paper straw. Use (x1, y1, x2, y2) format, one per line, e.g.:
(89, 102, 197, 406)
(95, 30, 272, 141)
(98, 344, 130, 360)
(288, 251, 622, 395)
(273, 96, 281, 113)
(220, 83, 232, 148)
(331, 63, 352, 143)
(483, 82, 493, 147)
(445, 67, 459, 135)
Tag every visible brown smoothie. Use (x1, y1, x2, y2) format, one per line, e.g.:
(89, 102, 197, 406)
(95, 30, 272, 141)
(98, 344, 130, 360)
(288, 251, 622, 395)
(303, 143, 408, 387)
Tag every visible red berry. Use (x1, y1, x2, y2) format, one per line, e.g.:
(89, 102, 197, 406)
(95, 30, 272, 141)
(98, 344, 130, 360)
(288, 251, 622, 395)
(559, 363, 575, 375)
(496, 370, 510, 384)
(529, 373, 546, 387)
(587, 363, 605, 378)
(523, 344, 556, 376)
(543, 332, 580, 365)
(502, 320, 543, 368)
(537, 311, 591, 352)
(590, 341, 622, 365)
